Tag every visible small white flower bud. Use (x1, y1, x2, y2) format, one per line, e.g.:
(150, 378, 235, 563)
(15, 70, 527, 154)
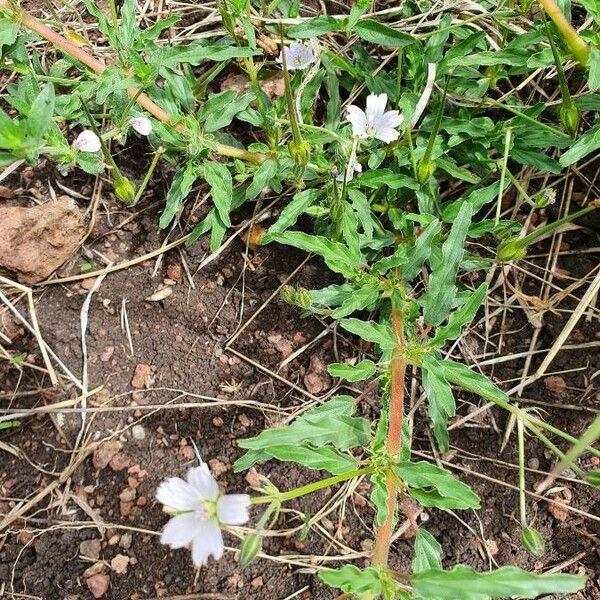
(73, 130, 101, 153)
(129, 116, 153, 136)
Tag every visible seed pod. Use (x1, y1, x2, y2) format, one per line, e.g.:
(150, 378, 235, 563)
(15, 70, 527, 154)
(238, 533, 262, 567)
(113, 173, 136, 205)
(521, 527, 546, 557)
(417, 160, 436, 183)
(288, 139, 311, 169)
(559, 101, 580, 136)
(496, 238, 527, 262)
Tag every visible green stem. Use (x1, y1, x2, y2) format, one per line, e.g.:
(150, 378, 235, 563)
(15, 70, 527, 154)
(133, 146, 165, 204)
(495, 127, 512, 225)
(250, 466, 373, 505)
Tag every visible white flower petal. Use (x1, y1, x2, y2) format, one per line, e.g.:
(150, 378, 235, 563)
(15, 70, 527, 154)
(129, 116, 152, 136)
(186, 465, 219, 501)
(277, 42, 316, 71)
(156, 477, 198, 510)
(191, 521, 224, 567)
(365, 93, 388, 123)
(160, 513, 199, 548)
(378, 110, 404, 130)
(374, 127, 400, 144)
(346, 105, 368, 137)
(217, 494, 250, 525)
(73, 130, 101, 153)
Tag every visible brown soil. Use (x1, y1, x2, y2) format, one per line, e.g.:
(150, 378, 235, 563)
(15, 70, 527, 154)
(0, 163, 599, 600)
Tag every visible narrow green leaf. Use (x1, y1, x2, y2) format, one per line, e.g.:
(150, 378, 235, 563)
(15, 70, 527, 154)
(320, 565, 383, 595)
(26, 84, 55, 140)
(559, 122, 600, 166)
(245, 159, 278, 200)
(422, 203, 472, 326)
(413, 529, 442, 574)
(160, 161, 201, 228)
(263, 189, 320, 243)
(354, 19, 416, 48)
(331, 282, 379, 318)
(264, 445, 357, 474)
(403, 219, 442, 281)
(412, 566, 585, 600)
(370, 470, 389, 527)
(430, 283, 487, 347)
(203, 162, 233, 227)
(327, 360, 377, 382)
(288, 16, 341, 38)
(395, 460, 480, 509)
(339, 318, 396, 350)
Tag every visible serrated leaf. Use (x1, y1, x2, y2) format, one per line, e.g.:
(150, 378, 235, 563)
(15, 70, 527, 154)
(271, 231, 363, 279)
(559, 122, 600, 166)
(370, 470, 390, 527)
(328, 360, 377, 382)
(262, 189, 320, 243)
(402, 218, 442, 281)
(422, 203, 472, 326)
(288, 16, 341, 38)
(355, 169, 418, 190)
(0, 19, 19, 51)
(203, 161, 232, 227)
(319, 565, 383, 595)
(395, 460, 480, 509)
(339, 318, 396, 350)
(245, 159, 278, 200)
(412, 566, 585, 600)
(413, 529, 442, 574)
(421, 355, 455, 453)
(354, 19, 416, 48)
(198, 90, 254, 132)
(160, 43, 259, 69)
(26, 84, 55, 141)
(235, 396, 370, 473)
(430, 283, 487, 347)
(331, 283, 379, 318)
(160, 161, 201, 228)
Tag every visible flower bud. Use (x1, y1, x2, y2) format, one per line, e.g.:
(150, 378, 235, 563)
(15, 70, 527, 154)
(496, 238, 527, 262)
(288, 139, 311, 168)
(73, 130, 101, 153)
(521, 527, 545, 557)
(417, 160, 436, 184)
(584, 469, 600, 489)
(113, 173, 136, 205)
(559, 101, 580, 136)
(533, 188, 556, 208)
(129, 116, 153, 136)
(238, 533, 262, 567)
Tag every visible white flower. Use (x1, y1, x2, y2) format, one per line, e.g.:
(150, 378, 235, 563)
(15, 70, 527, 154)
(156, 464, 250, 567)
(335, 157, 362, 182)
(277, 42, 316, 71)
(346, 93, 403, 143)
(129, 116, 153, 136)
(73, 130, 101, 152)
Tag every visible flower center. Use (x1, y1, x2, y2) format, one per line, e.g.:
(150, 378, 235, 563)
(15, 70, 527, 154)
(366, 123, 378, 137)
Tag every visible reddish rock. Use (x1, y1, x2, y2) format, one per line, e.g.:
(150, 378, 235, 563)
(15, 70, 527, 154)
(0, 196, 85, 283)
(93, 441, 123, 470)
(86, 573, 110, 598)
(131, 363, 152, 389)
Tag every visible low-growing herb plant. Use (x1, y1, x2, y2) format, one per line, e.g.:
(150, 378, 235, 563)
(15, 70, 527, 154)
(1, 0, 598, 597)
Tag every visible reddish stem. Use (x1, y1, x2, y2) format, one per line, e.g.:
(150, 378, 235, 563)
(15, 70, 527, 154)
(372, 309, 406, 566)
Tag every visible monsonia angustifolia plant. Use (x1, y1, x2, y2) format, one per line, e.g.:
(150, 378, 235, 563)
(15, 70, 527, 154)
(1, 0, 599, 596)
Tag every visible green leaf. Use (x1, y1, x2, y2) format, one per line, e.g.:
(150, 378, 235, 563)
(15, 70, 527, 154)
(403, 219, 442, 281)
(198, 90, 254, 133)
(0, 19, 19, 51)
(203, 162, 232, 227)
(559, 122, 600, 166)
(288, 16, 341, 38)
(262, 189, 320, 243)
(430, 283, 487, 347)
(355, 169, 418, 190)
(327, 360, 377, 382)
(245, 159, 279, 200)
(422, 203, 472, 326)
(260, 445, 357, 474)
(76, 152, 104, 175)
(24, 84, 55, 141)
(395, 460, 480, 509)
(411, 566, 585, 600)
(413, 529, 442, 574)
(354, 19, 415, 48)
(421, 354, 455, 453)
(370, 470, 390, 527)
(587, 46, 600, 91)
(160, 43, 259, 69)
(320, 565, 383, 596)
(331, 282, 379, 318)
(441, 181, 502, 223)
(271, 231, 362, 279)
(339, 318, 396, 350)
(235, 396, 370, 473)
(160, 161, 201, 228)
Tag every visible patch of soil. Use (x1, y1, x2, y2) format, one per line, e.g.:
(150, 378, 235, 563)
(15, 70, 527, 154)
(1, 175, 599, 600)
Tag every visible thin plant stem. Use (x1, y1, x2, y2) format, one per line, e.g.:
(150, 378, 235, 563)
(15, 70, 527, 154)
(496, 127, 512, 225)
(133, 146, 165, 205)
(517, 414, 528, 527)
(250, 466, 373, 505)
